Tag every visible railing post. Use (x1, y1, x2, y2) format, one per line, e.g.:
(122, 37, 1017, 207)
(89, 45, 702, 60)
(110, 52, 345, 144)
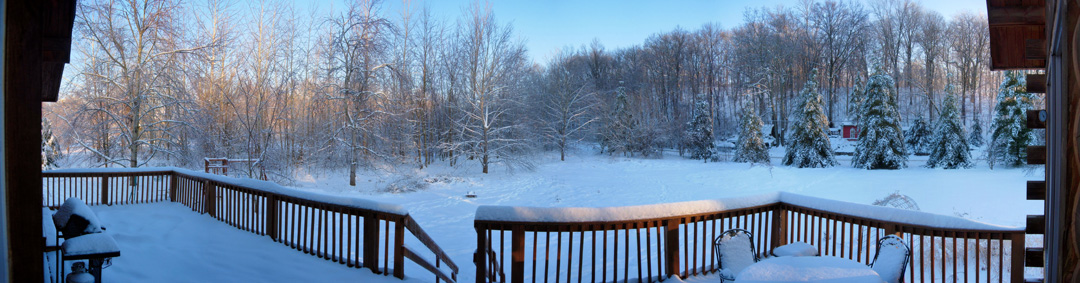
(222, 159, 228, 176)
(394, 218, 405, 279)
(204, 180, 215, 216)
(475, 225, 488, 283)
(770, 205, 788, 252)
(168, 173, 178, 202)
(1010, 233, 1025, 283)
(664, 218, 680, 279)
(884, 224, 900, 236)
(205, 159, 210, 173)
(363, 214, 380, 273)
(266, 195, 279, 241)
(511, 225, 524, 283)
(100, 176, 109, 205)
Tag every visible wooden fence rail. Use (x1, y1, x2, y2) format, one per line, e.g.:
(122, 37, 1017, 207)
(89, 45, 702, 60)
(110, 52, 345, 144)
(475, 194, 1026, 283)
(42, 169, 458, 283)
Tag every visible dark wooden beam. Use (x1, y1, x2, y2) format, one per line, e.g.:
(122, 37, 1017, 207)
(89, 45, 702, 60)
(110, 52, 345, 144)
(1026, 247, 1044, 267)
(1026, 39, 1047, 60)
(1028, 109, 1047, 129)
(1027, 215, 1045, 234)
(988, 6, 1046, 27)
(1027, 74, 1047, 93)
(5, 0, 46, 280)
(1028, 180, 1046, 200)
(1028, 146, 1047, 165)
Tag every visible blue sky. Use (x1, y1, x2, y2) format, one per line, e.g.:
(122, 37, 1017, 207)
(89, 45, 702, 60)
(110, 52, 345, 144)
(300, 1, 987, 64)
(363, 0, 989, 64)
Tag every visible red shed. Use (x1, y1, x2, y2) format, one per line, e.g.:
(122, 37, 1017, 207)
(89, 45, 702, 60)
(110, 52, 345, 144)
(842, 124, 859, 140)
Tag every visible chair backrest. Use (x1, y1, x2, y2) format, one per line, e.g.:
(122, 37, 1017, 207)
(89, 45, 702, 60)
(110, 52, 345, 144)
(713, 229, 758, 279)
(871, 235, 911, 283)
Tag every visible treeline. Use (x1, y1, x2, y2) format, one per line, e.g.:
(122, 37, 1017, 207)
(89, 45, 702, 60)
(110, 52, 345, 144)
(46, 0, 1004, 178)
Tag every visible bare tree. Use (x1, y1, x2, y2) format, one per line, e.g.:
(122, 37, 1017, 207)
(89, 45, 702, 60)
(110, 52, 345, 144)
(73, 0, 215, 168)
(541, 52, 598, 161)
(443, 2, 530, 173)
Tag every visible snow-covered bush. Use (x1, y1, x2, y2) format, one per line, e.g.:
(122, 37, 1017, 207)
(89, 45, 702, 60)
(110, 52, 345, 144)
(968, 120, 984, 147)
(926, 83, 973, 169)
(733, 99, 770, 164)
(852, 67, 907, 169)
(989, 71, 1036, 167)
(905, 117, 931, 155)
(782, 69, 837, 168)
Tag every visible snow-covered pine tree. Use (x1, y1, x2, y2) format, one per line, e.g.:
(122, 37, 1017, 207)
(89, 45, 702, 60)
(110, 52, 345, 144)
(782, 69, 837, 168)
(685, 95, 714, 161)
(925, 82, 973, 169)
(42, 117, 61, 170)
(847, 76, 865, 124)
(905, 117, 931, 155)
(600, 84, 635, 155)
(733, 99, 770, 164)
(852, 67, 907, 169)
(969, 121, 984, 147)
(989, 71, 1035, 167)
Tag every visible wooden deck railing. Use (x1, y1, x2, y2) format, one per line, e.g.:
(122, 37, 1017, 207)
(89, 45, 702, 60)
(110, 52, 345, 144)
(474, 193, 1026, 283)
(42, 168, 458, 283)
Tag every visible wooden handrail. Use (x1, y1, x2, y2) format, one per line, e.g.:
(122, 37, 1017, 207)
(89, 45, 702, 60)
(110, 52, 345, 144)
(475, 194, 1025, 283)
(42, 168, 458, 283)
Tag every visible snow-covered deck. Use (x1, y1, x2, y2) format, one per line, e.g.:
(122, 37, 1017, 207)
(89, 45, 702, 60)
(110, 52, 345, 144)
(44, 203, 425, 283)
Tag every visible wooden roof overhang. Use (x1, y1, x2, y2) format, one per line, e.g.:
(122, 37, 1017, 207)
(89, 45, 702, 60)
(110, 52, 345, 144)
(41, 0, 77, 102)
(987, 0, 1048, 70)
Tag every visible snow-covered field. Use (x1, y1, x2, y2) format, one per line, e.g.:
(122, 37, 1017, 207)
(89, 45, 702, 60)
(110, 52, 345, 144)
(285, 145, 1042, 281)
(48, 145, 1043, 282)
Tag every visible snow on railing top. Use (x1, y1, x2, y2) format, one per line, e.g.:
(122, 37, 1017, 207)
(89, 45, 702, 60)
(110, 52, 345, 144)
(476, 193, 781, 223)
(475, 192, 1021, 232)
(44, 167, 408, 216)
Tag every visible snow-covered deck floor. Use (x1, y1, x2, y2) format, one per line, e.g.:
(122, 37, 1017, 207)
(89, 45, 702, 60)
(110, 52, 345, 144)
(46, 202, 426, 283)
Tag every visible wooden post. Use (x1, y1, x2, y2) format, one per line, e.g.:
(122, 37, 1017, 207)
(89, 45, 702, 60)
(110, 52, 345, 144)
(394, 219, 405, 279)
(664, 218, 681, 279)
(266, 195, 279, 241)
(884, 224, 900, 236)
(168, 173, 178, 202)
(204, 159, 210, 173)
(1010, 233, 1025, 283)
(770, 206, 788, 252)
(100, 176, 109, 205)
(222, 159, 228, 176)
(511, 225, 524, 283)
(475, 225, 488, 283)
(364, 214, 380, 273)
(204, 180, 215, 216)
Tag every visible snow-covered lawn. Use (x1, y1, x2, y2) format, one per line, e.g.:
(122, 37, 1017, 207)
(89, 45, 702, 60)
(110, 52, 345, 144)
(47, 203, 427, 283)
(286, 146, 1042, 282)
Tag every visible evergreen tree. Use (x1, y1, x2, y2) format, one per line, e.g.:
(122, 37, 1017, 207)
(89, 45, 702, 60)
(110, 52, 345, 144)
(782, 69, 837, 168)
(969, 121, 984, 147)
(600, 85, 634, 155)
(42, 117, 61, 170)
(926, 83, 973, 169)
(905, 117, 931, 155)
(685, 95, 714, 161)
(852, 67, 907, 169)
(847, 76, 865, 124)
(734, 99, 770, 164)
(989, 71, 1035, 167)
